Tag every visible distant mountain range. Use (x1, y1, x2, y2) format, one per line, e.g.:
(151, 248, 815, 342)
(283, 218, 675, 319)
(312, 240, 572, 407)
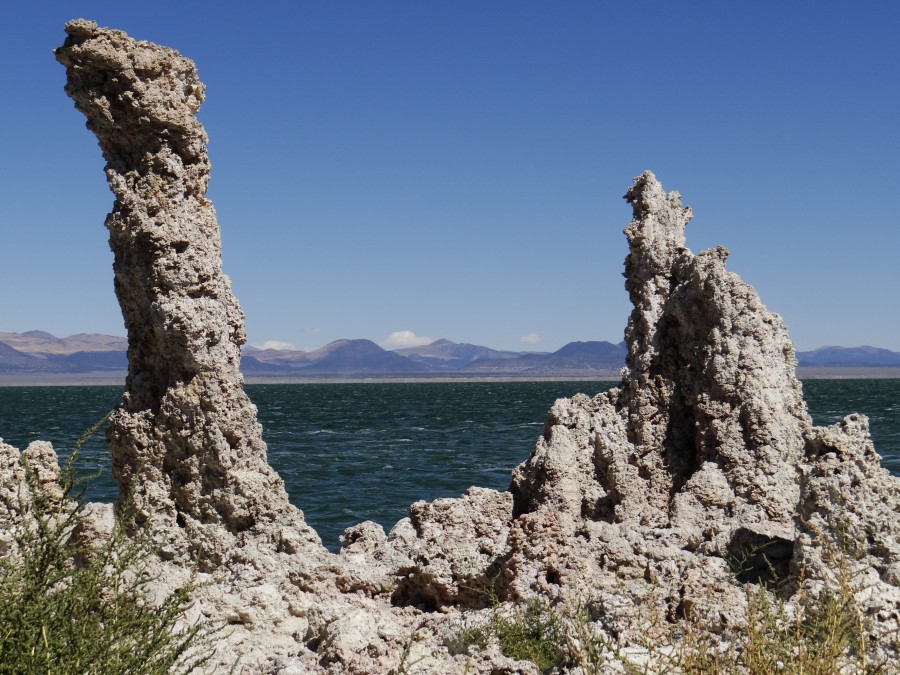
(241, 338, 627, 375)
(794, 345, 900, 368)
(0, 331, 128, 374)
(2, 331, 900, 379)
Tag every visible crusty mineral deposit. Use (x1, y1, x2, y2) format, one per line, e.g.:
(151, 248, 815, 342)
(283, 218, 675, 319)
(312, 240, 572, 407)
(55, 19, 323, 568)
(1, 20, 886, 672)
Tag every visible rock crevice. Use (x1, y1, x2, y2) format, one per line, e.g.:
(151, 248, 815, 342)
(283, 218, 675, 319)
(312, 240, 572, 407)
(0, 20, 895, 672)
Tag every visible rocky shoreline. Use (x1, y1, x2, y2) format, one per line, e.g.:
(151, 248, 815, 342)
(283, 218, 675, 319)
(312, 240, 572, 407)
(2, 20, 899, 673)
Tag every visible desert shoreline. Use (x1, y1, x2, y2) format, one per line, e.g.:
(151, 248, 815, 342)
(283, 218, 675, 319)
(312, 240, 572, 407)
(2, 367, 900, 387)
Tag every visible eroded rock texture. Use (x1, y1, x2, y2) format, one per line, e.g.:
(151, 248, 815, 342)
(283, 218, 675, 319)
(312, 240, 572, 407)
(512, 171, 809, 557)
(40, 19, 900, 671)
(395, 172, 819, 619)
(391, 172, 900, 664)
(55, 20, 321, 566)
(0, 441, 67, 558)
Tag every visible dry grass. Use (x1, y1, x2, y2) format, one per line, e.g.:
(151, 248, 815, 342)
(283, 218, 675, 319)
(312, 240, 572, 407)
(452, 538, 889, 674)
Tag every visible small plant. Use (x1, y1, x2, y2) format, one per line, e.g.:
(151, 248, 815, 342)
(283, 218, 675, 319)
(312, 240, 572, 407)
(492, 598, 565, 670)
(392, 624, 440, 675)
(451, 565, 881, 674)
(563, 603, 624, 675)
(452, 596, 565, 672)
(739, 557, 873, 674)
(663, 517, 883, 674)
(0, 419, 219, 675)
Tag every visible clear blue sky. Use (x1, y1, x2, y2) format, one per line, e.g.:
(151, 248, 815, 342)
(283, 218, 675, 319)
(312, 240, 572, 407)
(2, 1, 898, 352)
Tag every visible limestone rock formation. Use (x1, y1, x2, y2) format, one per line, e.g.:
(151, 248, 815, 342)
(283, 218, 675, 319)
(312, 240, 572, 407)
(501, 171, 899, 654)
(390, 487, 513, 610)
(12, 18, 895, 671)
(511, 171, 810, 560)
(55, 19, 323, 567)
(389, 172, 900, 664)
(796, 414, 900, 651)
(0, 441, 66, 558)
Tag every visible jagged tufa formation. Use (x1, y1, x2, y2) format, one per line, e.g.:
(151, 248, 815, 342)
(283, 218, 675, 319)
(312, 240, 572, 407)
(383, 172, 900, 660)
(55, 20, 322, 566)
(513, 171, 808, 555)
(0, 19, 892, 671)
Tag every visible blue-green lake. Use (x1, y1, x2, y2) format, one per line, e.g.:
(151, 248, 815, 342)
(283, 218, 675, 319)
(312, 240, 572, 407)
(1, 380, 897, 550)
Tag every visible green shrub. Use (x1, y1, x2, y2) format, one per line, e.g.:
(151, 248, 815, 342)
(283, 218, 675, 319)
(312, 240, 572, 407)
(738, 563, 873, 674)
(493, 598, 565, 670)
(0, 423, 219, 675)
(452, 596, 565, 672)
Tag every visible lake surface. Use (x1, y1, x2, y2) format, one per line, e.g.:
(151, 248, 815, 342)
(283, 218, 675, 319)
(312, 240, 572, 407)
(1, 380, 897, 550)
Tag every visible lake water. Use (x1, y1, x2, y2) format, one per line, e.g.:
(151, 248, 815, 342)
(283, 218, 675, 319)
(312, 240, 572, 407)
(1, 380, 897, 550)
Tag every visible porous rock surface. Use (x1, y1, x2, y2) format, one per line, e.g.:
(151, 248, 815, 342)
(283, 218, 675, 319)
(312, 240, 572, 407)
(1, 19, 897, 673)
(55, 19, 325, 569)
(0, 441, 68, 558)
(383, 170, 900, 663)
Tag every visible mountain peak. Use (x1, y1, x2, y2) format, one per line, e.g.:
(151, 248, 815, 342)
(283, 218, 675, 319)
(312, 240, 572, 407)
(4, 330, 900, 377)
(21, 330, 59, 339)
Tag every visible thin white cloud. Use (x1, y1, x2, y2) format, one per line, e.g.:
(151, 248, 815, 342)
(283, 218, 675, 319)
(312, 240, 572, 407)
(382, 331, 433, 349)
(255, 340, 296, 351)
(520, 333, 542, 345)
(305, 327, 321, 334)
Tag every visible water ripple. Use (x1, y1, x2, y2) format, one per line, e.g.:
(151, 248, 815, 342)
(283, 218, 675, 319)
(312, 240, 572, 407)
(0, 379, 897, 551)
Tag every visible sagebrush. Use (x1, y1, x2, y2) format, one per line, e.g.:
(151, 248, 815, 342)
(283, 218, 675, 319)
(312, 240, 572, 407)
(0, 419, 220, 675)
